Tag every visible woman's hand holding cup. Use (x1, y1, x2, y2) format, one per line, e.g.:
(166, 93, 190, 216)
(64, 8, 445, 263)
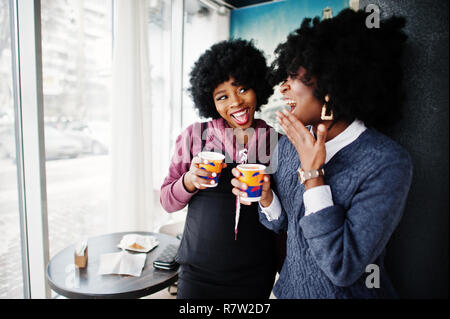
(231, 168, 251, 205)
(231, 164, 272, 206)
(184, 154, 227, 192)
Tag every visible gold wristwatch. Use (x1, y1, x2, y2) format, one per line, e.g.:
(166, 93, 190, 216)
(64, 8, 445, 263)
(297, 167, 325, 184)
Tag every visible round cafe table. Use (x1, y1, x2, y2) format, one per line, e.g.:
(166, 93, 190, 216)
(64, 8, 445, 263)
(46, 232, 180, 299)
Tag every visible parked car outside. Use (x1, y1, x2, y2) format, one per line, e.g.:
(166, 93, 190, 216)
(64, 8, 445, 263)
(62, 121, 109, 155)
(0, 125, 85, 161)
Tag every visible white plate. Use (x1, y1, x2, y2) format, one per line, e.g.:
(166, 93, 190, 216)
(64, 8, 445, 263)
(117, 234, 159, 253)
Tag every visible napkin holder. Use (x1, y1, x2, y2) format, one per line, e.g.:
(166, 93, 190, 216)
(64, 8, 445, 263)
(74, 239, 88, 268)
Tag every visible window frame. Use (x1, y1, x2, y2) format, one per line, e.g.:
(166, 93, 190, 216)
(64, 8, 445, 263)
(9, 0, 50, 299)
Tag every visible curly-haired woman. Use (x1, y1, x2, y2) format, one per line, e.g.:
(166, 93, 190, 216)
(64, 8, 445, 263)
(160, 39, 279, 298)
(231, 8, 413, 298)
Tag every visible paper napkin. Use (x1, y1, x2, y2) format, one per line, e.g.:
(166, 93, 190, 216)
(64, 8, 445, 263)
(98, 250, 147, 277)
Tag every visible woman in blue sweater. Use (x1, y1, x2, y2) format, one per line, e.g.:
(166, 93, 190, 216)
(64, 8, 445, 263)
(231, 9, 413, 298)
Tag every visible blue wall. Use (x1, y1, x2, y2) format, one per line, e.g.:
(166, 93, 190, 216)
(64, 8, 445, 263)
(230, 0, 349, 61)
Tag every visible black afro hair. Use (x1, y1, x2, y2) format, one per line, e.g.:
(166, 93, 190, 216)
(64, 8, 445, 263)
(269, 8, 408, 129)
(188, 39, 274, 119)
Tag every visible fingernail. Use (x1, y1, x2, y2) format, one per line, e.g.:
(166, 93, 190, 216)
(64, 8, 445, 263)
(212, 172, 217, 177)
(210, 180, 215, 185)
(203, 160, 208, 164)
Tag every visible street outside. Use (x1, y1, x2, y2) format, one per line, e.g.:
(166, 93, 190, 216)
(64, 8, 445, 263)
(0, 154, 110, 298)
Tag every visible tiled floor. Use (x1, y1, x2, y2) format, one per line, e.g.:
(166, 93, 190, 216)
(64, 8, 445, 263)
(145, 285, 177, 299)
(145, 274, 279, 299)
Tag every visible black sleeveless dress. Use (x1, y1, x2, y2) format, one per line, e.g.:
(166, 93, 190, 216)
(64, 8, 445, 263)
(175, 128, 277, 299)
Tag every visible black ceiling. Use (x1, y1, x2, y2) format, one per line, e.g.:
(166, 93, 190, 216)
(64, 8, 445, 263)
(225, 0, 275, 8)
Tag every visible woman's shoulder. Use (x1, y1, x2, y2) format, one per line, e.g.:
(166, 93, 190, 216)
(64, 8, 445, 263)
(174, 122, 208, 150)
(277, 134, 294, 150)
(179, 119, 214, 136)
(352, 128, 413, 168)
(176, 122, 197, 141)
(274, 134, 299, 168)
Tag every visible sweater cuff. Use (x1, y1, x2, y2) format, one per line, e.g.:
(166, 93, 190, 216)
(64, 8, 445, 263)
(172, 172, 198, 204)
(299, 205, 345, 239)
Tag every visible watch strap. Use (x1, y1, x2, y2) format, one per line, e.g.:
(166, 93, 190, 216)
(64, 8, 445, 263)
(298, 168, 325, 184)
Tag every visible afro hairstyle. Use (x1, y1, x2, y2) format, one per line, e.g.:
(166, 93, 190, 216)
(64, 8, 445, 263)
(269, 8, 408, 129)
(188, 39, 274, 119)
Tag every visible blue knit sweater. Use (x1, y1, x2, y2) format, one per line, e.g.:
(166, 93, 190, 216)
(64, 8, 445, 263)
(259, 128, 413, 299)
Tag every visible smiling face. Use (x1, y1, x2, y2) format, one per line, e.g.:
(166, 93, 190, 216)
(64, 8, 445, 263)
(280, 66, 322, 126)
(212, 76, 257, 129)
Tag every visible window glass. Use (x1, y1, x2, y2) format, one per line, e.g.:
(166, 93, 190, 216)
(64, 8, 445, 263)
(40, 0, 112, 267)
(0, 0, 24, 299)
(147, 0, 178, 226)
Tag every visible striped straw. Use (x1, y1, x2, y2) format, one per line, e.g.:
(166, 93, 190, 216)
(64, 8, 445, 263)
(235, 148, 248, 240)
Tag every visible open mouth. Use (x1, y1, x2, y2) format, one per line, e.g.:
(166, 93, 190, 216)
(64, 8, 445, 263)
(284, 99, 297, 113)
(230, 108, 249, 125)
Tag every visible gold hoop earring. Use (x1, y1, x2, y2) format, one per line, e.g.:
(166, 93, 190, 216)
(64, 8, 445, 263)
(321, 95, 333, 121)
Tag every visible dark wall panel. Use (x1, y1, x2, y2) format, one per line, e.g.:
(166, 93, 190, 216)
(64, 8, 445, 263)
(359, 0, 449, 298)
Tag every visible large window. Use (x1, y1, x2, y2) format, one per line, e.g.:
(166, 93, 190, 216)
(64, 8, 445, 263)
(0, 0, 24, 299)
(0, 0, 227, 298)
(40, 0, 113, 266)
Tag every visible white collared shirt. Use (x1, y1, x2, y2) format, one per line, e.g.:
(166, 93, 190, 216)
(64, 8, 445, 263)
(260, 119, 367, 220)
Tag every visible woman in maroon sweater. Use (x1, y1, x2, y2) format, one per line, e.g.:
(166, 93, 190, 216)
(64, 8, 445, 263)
(160, 39, 279, 298)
